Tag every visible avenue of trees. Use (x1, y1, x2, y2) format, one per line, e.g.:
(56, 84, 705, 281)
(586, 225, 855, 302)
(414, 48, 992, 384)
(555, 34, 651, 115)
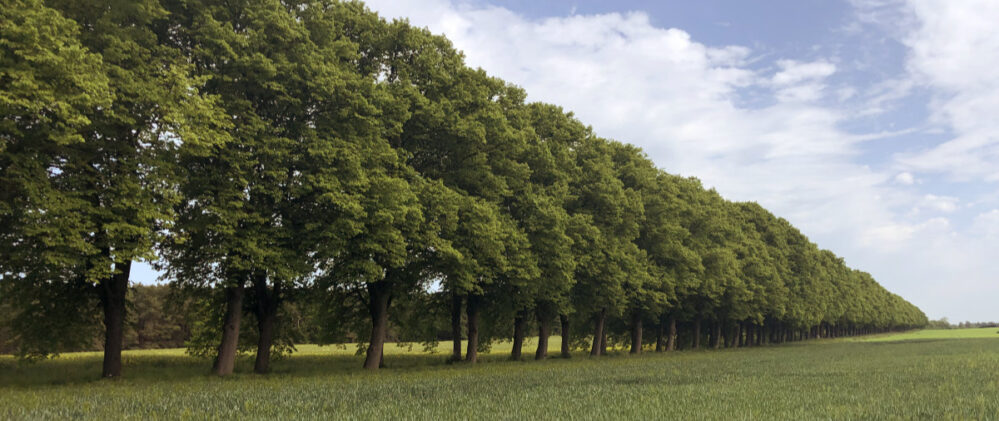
(0, 0, 927, 377)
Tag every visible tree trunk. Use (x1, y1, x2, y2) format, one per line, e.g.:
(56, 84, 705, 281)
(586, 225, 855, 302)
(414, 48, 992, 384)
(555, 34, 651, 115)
(213, 283, 244, 376)
(560, 314, 571, 358)
(693, 317, 702, 349)
(253, 273, 280, 374)
(536, 310, 551, 360)
(100, 260, 130, 378)
(655, 317, 665, 352)
(511, 310, 526, 360)
(667, 316, 677, 351)
(450, 293, 462, 362)
(630, 312, 643, 354)
(465, 294, 481, 363)
(712, 322, 722, 349)
(590, 308, 606, 356)
(363, 280, 392, 370)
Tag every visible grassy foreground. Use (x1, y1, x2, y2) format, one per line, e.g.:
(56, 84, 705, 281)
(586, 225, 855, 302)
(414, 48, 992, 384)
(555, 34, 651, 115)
(2, 329, 998, 420)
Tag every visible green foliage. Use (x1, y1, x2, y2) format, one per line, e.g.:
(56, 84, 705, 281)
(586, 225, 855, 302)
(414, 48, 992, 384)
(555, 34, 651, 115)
(1, 0, 228, 366)
(1, 0, 927, 371)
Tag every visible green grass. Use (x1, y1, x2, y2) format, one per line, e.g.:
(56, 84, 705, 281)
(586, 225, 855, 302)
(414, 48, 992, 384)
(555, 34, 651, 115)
(2, 330, 998, 420)
(852, 326, 999, 342)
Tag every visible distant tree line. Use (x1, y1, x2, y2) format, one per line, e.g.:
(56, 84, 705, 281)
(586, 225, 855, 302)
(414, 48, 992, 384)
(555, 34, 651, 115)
(0, 0, 927, 378)
(956, 321, 999, 328)
(926, 318, 999, 329)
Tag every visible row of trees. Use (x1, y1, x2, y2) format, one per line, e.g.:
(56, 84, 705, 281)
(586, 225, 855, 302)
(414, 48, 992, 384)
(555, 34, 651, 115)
(0, 0, 926, 378)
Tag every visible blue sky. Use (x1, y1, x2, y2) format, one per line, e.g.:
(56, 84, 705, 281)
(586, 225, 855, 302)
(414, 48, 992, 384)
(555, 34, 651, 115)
(135, 0, 999, 322)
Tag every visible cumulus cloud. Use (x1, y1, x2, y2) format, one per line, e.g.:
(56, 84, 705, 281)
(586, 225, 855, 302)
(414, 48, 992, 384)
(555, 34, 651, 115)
(360, 0, 997, 320)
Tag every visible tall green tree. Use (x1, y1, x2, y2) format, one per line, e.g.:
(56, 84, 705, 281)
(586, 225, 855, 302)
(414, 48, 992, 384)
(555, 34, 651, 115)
(637, 173, 700, 352)
(517, 103, 582, 359)
(0, 0, 112, 359)
(565, 137, 647, 356)
(331, 5, 539, 363)
(2, 0, 224, 378)
(159, 0, 389, 374)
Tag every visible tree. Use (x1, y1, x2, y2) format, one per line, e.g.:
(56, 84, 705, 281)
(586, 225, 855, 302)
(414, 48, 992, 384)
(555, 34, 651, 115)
(159, 0, 389, 374)
(0, 0, 111, 360)
(637, 173, 700, 352)
(333, 7, 539, 363)
(2, 0, 223, 378)
(566, 137, 647, 356)
(517, 103, 582, 359)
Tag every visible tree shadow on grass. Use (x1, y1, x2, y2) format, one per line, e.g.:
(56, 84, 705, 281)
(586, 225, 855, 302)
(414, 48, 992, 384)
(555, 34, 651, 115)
(0, 347, 578, 389)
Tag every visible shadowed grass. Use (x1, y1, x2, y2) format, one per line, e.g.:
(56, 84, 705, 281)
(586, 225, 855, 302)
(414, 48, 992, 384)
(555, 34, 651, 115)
(2, 331, 998, 419)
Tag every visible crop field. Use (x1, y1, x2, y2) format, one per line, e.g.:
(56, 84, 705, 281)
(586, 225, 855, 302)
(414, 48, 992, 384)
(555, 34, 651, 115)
(2, 329, 998, 420)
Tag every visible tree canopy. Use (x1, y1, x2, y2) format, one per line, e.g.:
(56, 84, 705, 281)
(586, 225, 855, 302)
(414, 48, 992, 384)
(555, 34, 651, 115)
(0, 0, 926, 377)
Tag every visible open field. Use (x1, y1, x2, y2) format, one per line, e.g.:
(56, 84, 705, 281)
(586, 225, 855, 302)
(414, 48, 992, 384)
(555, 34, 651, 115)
(2, 329, 998, 420)
(853, 326, 999, 342)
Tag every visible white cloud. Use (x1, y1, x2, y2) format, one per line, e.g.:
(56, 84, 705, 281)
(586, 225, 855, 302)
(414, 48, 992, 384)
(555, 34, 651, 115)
(860, 217, 949, 250)
(771, 60, 836, 86)
(894, 172, 915, 185)
(972, 209, 999, 238)
(918, 194, 959, 213)
(890, 0, 999, 181)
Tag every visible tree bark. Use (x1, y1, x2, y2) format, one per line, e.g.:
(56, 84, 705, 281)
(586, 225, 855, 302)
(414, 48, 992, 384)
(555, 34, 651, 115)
(450, 293, 462, 362)
(560, 314, 571, 358)
(465, 294, 481, 363)
(511, 310, 526, 360)
(536, 310, 551, 360)
(693, 317, 702, 349)
(213, 283, 244, 376)
(667, 316, 677, 351)
(363, 280, 392, 370)
(630, 312, 643, 354)
(655, 317, 665, 352)
(590, 308, 606, 356)
(100, 260, 130, 378)
(712, 321, 722, 349)
(253, 272, 280, 374)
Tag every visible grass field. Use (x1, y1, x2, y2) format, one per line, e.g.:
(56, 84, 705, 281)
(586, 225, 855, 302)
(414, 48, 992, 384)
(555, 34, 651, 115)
(2, 328, 998, 419)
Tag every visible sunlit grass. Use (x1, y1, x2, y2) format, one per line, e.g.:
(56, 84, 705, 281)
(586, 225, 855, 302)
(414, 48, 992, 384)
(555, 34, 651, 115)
(2, 331, 998, 419)
(850, 327, 999, 342)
